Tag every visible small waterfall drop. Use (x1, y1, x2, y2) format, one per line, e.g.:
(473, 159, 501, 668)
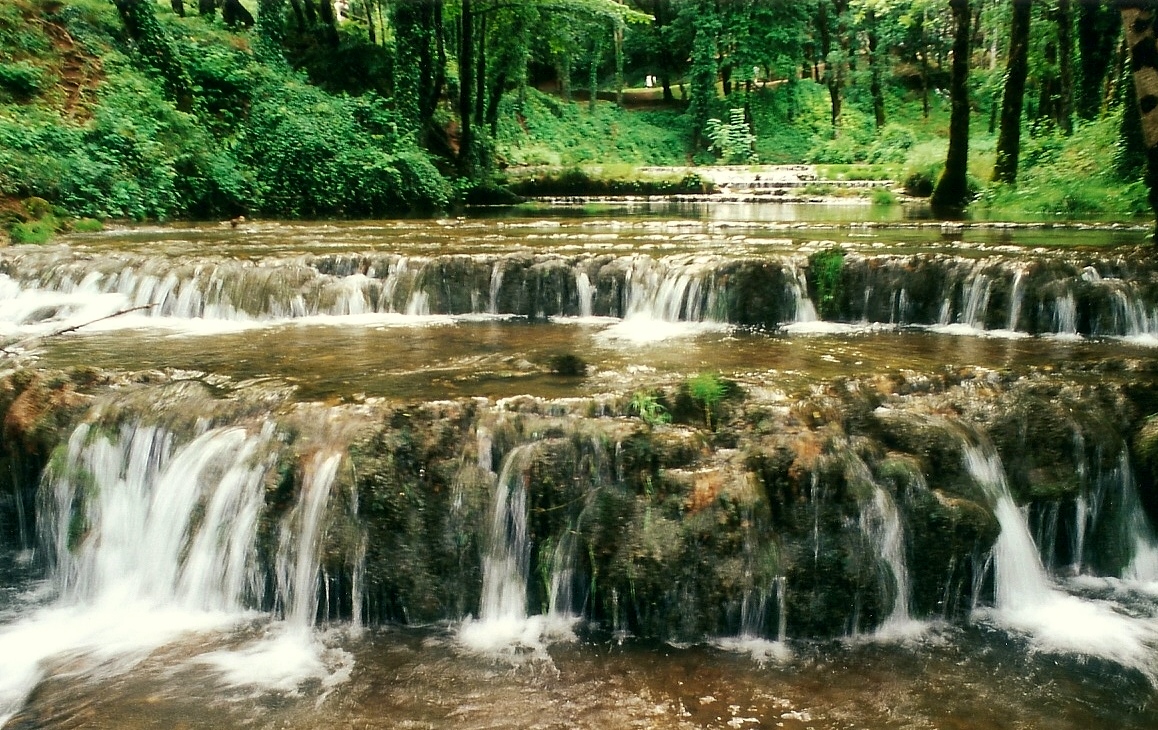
(862, 485, 917, 635)
(459, 445, 544, 652)
(275, 451, 343, 629)
(962, 438, 1154, 674)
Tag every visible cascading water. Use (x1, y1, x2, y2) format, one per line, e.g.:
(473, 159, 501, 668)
(0, 419, 362, 724)
(862, 485, 918, 636)
(962, 439, 1157, 676)
(460, 445, 540, 652)
(0, 422, 278, 724)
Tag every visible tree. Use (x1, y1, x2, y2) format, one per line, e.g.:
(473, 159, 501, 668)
(930, 0, 972, 215)
(113, 0, 194, 112)
(1120, 1, 1158, 242)
(1076, 1, 1120, 120)
(992, 0, 1031, 184)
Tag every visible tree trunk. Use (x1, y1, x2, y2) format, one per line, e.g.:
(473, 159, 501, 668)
(286, 0, 305, 30)
(993, 0, 1032, 184)
(474, 13, 486, 126)
(557, 56, 571, 103)
(458, 0, 474, 175)
(919, 10, 930, 118)
(1057, 0, 1074, 134)
(171, 0, 185, 17)
(317, 0, 339, 47)
(1078, 2, 1121, 119)
(866, 7, 885, 129)
(199, 0, 216, 18)
(614, 21, 624, 107)
(589, 37, 603, 112)
(931, 0, 972, 215)
(114, 0, 194, 112)
(301, 0, 317, 26)
(1121, 3, 1158, 242)
(223, 0, 255, 28)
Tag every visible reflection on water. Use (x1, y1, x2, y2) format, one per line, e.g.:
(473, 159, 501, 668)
(8, 624, 1157, 730)
(36, 319, 1140, 401)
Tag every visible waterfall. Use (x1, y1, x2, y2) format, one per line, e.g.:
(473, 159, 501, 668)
(49, 423, 274, 608)
(963, 443, 1053, 609)
(862, 485, 916, 634)
(1117, 453, 1158, 583)
(488, 260, 504, 314)
(789, 263, 818, 323)
(1, 422, 279, 724)
(459, 445, 538, 652)
(1007, 267, 1026, 332)
(962, 438, 1154, 675)
(275, 452, 343, 628)
(576, 270, 595, 318)
(1052, 293, 1078, 336)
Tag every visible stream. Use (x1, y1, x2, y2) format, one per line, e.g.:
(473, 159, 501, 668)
(1, 203, 1158, 728)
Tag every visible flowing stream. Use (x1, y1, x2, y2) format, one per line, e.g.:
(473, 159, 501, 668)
(2, 207, 1158, 728)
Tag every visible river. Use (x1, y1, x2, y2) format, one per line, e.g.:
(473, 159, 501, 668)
(1, 203, 1157, 728)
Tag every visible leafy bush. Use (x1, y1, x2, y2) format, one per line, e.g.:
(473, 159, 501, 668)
(688, 372, 725, 429)
(866, 124, 916, 164)
(808, 247, 845, 318)
(630, 391, 671, 427)
(240, 81, 449, 216)
(0, 60, 44, 98)
(705, 108, 757, 164)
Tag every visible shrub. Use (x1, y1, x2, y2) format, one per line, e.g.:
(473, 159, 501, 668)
(688, 372, 725, 429)
(0, 60, 44, 98)
(808, 247, 845, 318)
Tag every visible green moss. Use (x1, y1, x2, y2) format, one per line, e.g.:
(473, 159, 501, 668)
(808, 247, 845, 319)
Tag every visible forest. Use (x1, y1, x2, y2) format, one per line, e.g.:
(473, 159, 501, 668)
(0, 0, 1155, 240)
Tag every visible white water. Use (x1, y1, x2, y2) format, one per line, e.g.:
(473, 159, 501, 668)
(963, 442, 1157, 677)
(0, 423, 358, 725)
(460, 445, 575, 654)
(863, 486, 921, 637)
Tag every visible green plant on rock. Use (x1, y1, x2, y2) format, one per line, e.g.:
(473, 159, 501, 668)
(688, 372, 725, 430)
(630, 391, 670, 427)
(808, 247, 845, 319)
(705, 108, 757, 165)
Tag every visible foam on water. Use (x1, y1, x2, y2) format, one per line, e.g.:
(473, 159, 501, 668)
(597, 318, 729, 344)
(194, 624, 355, 699)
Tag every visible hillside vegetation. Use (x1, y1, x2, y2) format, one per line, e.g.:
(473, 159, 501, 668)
(0, 0, 1150, 242)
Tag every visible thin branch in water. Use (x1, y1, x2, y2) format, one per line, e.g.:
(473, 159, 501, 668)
(0, 304, 159, 356)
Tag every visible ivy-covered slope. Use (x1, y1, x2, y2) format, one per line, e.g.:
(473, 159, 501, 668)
(0, 0, 449, 230)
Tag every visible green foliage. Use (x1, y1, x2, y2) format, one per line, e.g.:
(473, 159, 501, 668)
(630, 391, 671, 427)
(705, 108, 757, 164)
(10, 215, 56, 244)
(495, 88, 689, 167)
(549, 353, 587, 376)
(0, 60, 44, 98)
(871, 187, 898, 206)
(809, 247, 845, 319)
(508, 166, 710, 197)
(72, 217, 103, 232)
(688, 372, 725, 430)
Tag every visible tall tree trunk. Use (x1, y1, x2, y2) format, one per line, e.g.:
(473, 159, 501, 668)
(866, 7, 885, 129)
(614, 21, 624, 107)
(114, 0, 194, 112)
(223, 0, 255, 28)
(171, 0, 185, 17)
(817, 1, 840, 133)
(474, 13, 486, 126)
(287, 0, 306, 30)
(1121, 2, 1158, 242)
(1077, 2, 1122, 119)
(199, 0, 216, 18)
(317, 0, 339, 47)
(1057, 0, 1074, 134)
(458, 0, 474, 175)
(931, 0, 972, 215)
(589, 37, 603, 112)
(557, 55, 571, 103)
(364, 0, 375, 44)
(301, 0, 317, 26)
(993, 0, 1032, 184)
(919, 10, 930, 118)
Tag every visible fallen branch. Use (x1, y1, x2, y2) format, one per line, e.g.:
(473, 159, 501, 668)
(0, 303, 158, 356)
